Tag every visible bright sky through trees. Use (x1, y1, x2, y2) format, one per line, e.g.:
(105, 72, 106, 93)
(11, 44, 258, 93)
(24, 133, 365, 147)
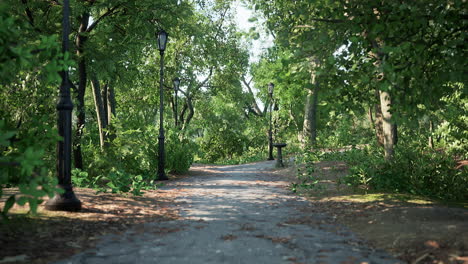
(234, 2, 273, 63)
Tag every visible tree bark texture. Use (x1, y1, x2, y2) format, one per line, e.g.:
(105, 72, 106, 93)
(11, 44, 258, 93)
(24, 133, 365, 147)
(379, 90, 397, 160)
(105, 83, 116, 142)
(91, 77, 107, 150)
(101, 82, 109, 126)
(302, 58, 320, 148)
(73, 13, 89, 169)
(181, 96, 194, 131)
(370, 38, 397, 160)
(170, 97, 177, 127)
(374, 90, 385, 146)
(429, 120, 434, 148)
(179, 102, 187, 125)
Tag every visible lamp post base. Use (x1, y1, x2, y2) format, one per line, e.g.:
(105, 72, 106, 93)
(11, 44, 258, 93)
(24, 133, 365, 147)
(158, 134, 168, 181)
(268, 142, 274, 160)
(45, 186, 81, 212)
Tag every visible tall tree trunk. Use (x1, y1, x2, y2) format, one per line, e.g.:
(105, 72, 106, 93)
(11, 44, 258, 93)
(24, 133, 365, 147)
(302, 59, 320, 148)
(179, 101, 187, 126)
(428, 120, 434, 148)
(103, 82, 116, 143)
(371, 39, 397, 160)
(101, 82, 109, 127)
(374, 90, 385, 146)
(91, 77, 107, 150)
(181, 96, 194, 131)
(105, 82, 116, 142)
(73, 13, 89, 169)
(302, 86, 320, 147)
(170, 97, 176, 127)
(379, 90, 397, 160)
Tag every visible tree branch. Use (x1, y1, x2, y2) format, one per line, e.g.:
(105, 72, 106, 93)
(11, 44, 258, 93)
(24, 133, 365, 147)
(177, 88, 188, 97)
(21, 0, 42, 33)
(241, 76, 263, 116)
(294, 18, 345, 28)
(195, 67, 214, 90)
(86, 5, 121, 33)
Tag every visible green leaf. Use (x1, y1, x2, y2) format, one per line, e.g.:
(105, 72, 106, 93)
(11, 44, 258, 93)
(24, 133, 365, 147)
(0, 131, 15, 147)
(17, 196, 28, 206)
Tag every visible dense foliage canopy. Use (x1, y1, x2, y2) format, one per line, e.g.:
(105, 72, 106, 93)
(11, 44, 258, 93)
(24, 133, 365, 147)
(1, 0, 466, 216)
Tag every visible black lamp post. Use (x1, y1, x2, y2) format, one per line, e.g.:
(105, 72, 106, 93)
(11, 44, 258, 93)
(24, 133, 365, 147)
(268, 82, 274, 160)
(45, 0, 81, 211)
(157, 30, 169, 181)
(173, 77, 180, 127)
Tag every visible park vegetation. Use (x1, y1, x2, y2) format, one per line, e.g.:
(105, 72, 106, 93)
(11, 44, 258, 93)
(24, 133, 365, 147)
(1, 0, 466, 218)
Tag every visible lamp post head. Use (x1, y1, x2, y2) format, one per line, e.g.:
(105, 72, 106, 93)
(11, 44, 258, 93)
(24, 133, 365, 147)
(173, 77, 180, 91)
(157, 30, 168, 52)
(268, 82, 274, 97)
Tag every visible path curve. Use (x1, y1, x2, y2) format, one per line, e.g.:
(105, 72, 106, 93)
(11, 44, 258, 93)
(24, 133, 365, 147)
(56, 161, 402, 264)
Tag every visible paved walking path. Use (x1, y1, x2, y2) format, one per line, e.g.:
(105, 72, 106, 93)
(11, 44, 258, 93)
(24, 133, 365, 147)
(56, 161, 402, 264)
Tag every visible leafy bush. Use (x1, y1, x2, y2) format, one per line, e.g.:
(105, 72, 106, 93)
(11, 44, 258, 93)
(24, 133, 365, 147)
(197, 125, 248, 163)
(76, 124, 195, 195)
(72, 169, 159, 196)
(316, 145, 467, 201)
(71, 169, 93, 188)
(166, 129, 196, 173)
(434, 87, 467, 159)
(291, 153, 321, 193)
(0, 4, 76, 219)
(0, 121, 62, 219)
(317, 112, 374, 148)
(205, 147, 267, 165)
(84, 124, 156, 179)
(105, 124, 159, 178)
(370, 146, 467, 201)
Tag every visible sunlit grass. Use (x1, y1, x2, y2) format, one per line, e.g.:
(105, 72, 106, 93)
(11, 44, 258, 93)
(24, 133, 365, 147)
(328, 193, 433, 204)
(308, 191, 467, 208)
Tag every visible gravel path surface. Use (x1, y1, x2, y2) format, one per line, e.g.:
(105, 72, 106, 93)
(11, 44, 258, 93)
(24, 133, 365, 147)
(55, 161, 402, 264)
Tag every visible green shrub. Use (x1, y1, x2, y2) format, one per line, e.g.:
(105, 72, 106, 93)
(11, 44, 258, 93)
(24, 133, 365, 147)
(71, 169, 93, 188)
(1, 120, 62, 219)
(77, 124, 195, 194)
(196, 146, 269, 165)
(72, 168, 159, 196)
(317, 112, 374, 148)
(370, 146, 467, 201)
(166, 129, 196, 173)
(84, 123, 195, 177)
(316, 145, 467, 201)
